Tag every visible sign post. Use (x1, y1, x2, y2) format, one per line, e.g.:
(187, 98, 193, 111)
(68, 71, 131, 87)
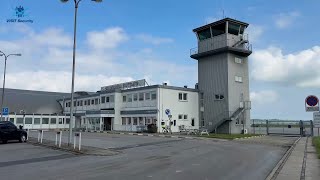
(313, 112, 320, 136)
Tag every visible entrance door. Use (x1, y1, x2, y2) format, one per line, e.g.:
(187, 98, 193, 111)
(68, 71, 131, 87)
(103, 117, 112, 131)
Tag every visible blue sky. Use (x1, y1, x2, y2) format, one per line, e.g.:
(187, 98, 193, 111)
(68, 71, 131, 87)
(0, 0, 320, 120)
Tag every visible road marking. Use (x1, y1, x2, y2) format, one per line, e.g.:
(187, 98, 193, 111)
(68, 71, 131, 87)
(176, 170, 183, 173)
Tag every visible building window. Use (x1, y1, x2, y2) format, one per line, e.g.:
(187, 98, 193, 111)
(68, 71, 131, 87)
(122, 118, 126, 125)
(77, 101, 80, 106)
(123, 95, 126, 102)
(105, 96, 109, 103)
(151, 91, 157, 100)
(66, 118, 70, 124)
(84, 100, 87, 106)
(191, 118, 195, 126)
(58, 118, 63, 124)
(110, 95, 114, 102)
(25, 118, 32, 124)
(74, 101, 76, 107)
(183, 93, 187, 100)
(88, 100, 90, 105)
(178, 93, 182, 100)
(184, 115, 188, 120)
(101, 96, 106, 103)
(178, 115, 183, 120)
(145, 92, 150, 100)
(139, 93, 144, 101)
(80, 100, 83, 106)
(133, 118, 138, 125)
(17, 118, 23, 124)
(95, 98, 98, 105)
(50, 118, 56, 124)
(215, 94, 224, 100)
(65, 102, 68, 107)
(127, 118, 132, 125)
(235, 76, 243, 83)
(173, 120, 176, 126)
(34, 118, 40, 124)
(42, 118, 49, 124)
(9, 118, 14, 123)
(235, 57, 243, 64)
(91, 99, 94, 105)
(128, 94, 132, 102)
(133, 94, 138, 101)
(139, 117, 143, 125)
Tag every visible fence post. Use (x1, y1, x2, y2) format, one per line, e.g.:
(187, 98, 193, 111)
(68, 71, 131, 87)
(310, 120, 314, 137)
(299, 120, 303, 136)
(266, 120, 269, 135)
(253, 119, 255, 134)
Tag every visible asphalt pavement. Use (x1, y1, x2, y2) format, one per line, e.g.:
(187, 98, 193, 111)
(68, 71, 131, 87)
(0, 133, 296, 180)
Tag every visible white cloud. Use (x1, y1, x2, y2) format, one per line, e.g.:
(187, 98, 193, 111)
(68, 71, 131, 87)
(246, 24, 264, 43)
(250, 90, 278, 105)
(275, 11, 300, 29)
(0, 25, 197, 92)
(251, 46, 320, 88)
(87, 27, 128, 49)
(136, 34, 174, 45)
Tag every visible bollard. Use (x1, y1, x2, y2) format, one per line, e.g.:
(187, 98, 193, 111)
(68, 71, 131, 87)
(73, 132, 81, 151)
(37, 130, 41, 142)
(55, 131, 62, 147)
(40, 130, 43, 144)
(27, 129, 30, 140)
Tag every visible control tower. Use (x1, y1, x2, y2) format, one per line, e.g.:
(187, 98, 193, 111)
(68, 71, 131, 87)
(191, 18, 252, 134)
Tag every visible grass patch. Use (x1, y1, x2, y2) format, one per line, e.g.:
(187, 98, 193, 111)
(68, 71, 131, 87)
(199, 134, 261, 140)
(312, 137, 320, 159)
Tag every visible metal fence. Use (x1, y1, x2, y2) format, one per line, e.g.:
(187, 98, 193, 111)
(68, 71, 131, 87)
(251, 120, 314, 136)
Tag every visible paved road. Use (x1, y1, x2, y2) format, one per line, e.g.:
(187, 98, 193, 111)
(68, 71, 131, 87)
(0, 134, 295, 180)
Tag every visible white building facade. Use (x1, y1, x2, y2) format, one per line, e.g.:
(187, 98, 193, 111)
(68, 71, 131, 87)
(60, 83, 199, 133)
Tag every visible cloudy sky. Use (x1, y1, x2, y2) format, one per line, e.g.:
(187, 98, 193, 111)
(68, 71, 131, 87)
(0, 0, 319, 120)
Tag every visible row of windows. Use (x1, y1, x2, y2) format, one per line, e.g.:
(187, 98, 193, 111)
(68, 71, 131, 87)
(178, 93, 188, 101)
(121, 117, 157, 125)
(12, 117, 70, 125)
(235, 76, 243, 83)
(65, 95, 115, 107)
(123, 91, 157, 102)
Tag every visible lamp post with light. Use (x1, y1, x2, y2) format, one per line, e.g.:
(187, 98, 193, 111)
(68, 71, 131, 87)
(61, 0, 102, 145)
(0, 51, 21, 121)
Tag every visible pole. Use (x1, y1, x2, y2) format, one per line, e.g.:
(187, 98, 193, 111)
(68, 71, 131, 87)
(68, 1, 79, 145)
(0, 55, 7, 121)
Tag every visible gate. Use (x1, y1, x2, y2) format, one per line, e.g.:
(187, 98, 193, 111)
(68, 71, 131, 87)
(266, 120, 313, 136)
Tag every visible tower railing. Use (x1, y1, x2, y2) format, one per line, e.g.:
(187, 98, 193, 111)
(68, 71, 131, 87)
(190, 34, 252, 56)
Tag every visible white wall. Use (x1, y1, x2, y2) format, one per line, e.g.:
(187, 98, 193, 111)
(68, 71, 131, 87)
(158, 88, 199, 132)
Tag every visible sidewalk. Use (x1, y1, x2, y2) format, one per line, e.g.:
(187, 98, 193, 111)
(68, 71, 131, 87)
(275, 137, 320, 180)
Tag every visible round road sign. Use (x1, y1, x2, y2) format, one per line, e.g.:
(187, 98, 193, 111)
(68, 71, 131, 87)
(306, 95, 319, 107)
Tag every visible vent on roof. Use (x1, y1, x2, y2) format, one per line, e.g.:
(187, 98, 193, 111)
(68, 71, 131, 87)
(163, 83, 167, 86)
(184, 85, 188, 88)
(195, 83, 199, 89)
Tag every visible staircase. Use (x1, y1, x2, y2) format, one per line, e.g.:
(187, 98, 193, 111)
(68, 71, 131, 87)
(209, 108, 245, 133)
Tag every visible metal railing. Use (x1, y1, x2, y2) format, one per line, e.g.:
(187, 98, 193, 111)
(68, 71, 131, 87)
(190, 34, 252, 56)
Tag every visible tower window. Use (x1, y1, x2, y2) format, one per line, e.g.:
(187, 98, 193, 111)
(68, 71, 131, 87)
(198, 28, 211, 41)
(235, 76, 243, 83)
(235, 57, 243, 64)
(215, 94, 224, 100)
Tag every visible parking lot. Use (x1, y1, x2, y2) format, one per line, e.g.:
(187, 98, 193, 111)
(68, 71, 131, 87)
(0, 132, 297, 180)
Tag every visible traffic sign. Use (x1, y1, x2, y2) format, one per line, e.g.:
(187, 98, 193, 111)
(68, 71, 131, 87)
(165, 109, 171, 115)
(305, 95, 319, 112)
(2, 107, 9, 116)
(313, 112, 320, 128)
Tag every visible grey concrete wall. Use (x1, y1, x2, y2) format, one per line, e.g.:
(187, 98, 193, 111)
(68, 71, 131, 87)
(198, 53, 229, 131)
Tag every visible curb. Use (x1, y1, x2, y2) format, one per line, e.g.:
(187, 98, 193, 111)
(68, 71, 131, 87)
(234, 135, 266, 140)
(265, 137, 301, 180)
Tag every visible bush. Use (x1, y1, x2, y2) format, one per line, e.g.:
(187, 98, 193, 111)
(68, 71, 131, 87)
(147, 124, 157, 133)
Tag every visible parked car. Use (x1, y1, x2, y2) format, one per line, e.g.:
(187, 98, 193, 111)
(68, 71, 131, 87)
(0, 121, 27, 144)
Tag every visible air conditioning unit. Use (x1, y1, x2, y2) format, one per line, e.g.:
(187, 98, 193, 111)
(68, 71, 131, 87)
(244, 129, 248, 134)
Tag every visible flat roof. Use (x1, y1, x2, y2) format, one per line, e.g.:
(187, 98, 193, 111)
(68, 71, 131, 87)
(60, 84, 198, 101)
(193, 17, 249, 32)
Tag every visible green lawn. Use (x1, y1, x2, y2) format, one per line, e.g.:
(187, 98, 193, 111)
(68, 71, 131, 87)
(312, 137, 320, 159)
(199, 134, 261, 140)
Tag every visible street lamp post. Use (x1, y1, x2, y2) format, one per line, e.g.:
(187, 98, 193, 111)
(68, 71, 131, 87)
(61, 0, 102, 145)
(0, 51, 21, 121)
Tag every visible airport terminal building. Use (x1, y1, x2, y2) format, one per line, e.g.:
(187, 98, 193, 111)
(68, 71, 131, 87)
(0, 18, 252, 134)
